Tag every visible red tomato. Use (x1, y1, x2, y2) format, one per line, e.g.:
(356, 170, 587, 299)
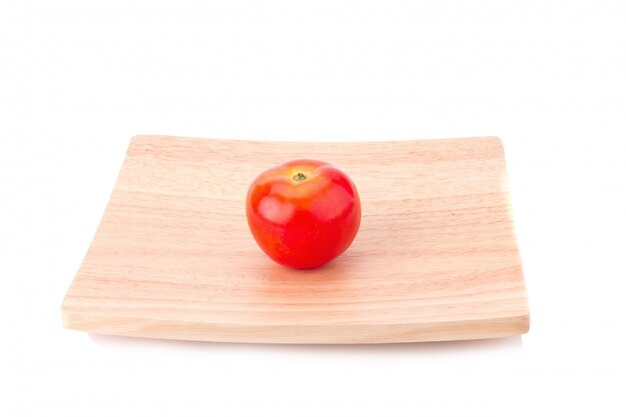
(246, 159, 361, 269)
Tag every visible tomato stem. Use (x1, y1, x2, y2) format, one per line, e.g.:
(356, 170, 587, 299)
(293, 172, 308, 182)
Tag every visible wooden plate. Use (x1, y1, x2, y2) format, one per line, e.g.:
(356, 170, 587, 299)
(62, 135, 529, 343)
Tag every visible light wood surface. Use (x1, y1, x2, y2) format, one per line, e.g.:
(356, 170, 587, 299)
(62, 135, 529, 343)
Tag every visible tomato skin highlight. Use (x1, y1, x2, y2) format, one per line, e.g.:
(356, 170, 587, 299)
(246, 159, 361, 269)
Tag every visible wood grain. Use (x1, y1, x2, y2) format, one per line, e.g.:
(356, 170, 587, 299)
(62, 135, 529, 343)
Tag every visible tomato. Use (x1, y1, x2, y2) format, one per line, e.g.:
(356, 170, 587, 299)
(246, 159, 361, 269)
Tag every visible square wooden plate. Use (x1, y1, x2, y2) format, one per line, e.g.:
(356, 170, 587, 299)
(62, 135, 529, 343)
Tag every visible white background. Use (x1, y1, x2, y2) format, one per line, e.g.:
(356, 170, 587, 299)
(1, 1, 625, 415)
